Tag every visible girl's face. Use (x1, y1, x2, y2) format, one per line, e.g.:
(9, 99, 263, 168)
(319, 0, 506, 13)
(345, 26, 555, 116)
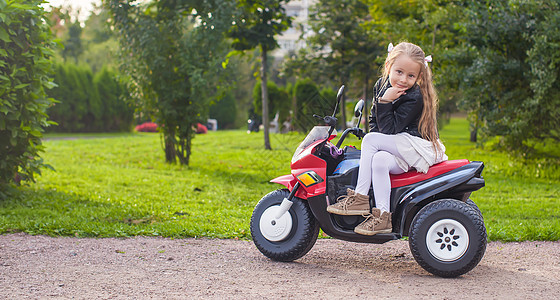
(387, 55, 422, 91)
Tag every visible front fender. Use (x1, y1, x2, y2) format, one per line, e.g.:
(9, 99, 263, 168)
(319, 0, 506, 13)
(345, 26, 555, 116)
(270, 174, 297, 189)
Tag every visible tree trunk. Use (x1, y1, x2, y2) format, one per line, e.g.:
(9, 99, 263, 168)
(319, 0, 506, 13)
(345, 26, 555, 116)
(177, 127, 192, 166)
(341, 94, 347, 129)
(261, 45, 271, 150)
(291, 77, 297, 132)
(363, 72, 370, 132)
(164, 127, 176, 164)
(470, 111, 479, 143)
(470, 126, 478, 143)
(181, 137, 191, 165)
(340, 74, 348, 130)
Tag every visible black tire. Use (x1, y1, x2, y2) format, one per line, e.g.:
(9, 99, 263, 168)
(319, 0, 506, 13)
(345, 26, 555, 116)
(466, 198, 483, 219)
(250, 189, 320, 262)
(409, 199, 487, 278)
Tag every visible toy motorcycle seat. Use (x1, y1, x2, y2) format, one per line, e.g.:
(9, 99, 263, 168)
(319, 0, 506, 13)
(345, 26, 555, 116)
(390, 159, 470, 188)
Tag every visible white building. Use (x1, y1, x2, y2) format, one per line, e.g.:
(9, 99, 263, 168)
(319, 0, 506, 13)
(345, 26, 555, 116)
(274, 0, 317, 59)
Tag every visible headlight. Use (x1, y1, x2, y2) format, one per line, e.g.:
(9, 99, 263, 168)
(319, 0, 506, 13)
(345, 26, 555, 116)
(296, 171, 323, 187)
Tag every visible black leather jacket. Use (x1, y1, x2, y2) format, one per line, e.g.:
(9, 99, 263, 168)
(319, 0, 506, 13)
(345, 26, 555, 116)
(369, 78, 423, 138)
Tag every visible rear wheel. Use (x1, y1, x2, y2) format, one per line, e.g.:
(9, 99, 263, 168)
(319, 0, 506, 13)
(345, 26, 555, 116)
(466, 198, 483, 219)
(250, 189, 320, 262)
(409, 199, 487, 278)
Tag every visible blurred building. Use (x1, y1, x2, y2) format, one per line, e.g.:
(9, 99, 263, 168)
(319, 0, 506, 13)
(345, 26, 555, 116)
(274, 0, 317, 59)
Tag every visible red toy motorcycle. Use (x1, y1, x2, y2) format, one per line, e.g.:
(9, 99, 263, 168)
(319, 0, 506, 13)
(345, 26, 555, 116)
(250, 86, 487, 277)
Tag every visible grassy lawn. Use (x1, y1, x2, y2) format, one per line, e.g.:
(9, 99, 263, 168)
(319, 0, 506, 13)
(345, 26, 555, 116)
(0, 118, 558, 241)
(440, 120, 559, 241)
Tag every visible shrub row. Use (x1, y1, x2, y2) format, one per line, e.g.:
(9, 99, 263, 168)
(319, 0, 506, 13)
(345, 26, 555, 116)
(46, 62, 134, 132)
(251, 79, 338, 132)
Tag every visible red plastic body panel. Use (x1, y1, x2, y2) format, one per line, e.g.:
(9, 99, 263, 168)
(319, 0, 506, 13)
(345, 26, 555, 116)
(272, 137, 470, 197)
(291, 146, 327, 198)
(390, 159, 470, 188)
(270, 174, 308, 199)
(270, 140, 327, 199)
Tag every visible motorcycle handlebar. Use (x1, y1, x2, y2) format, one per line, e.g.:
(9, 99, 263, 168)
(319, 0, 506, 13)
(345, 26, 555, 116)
(323, 116, 337, 127)
(335, 127, 365, 148)
(313, 114, 338, 127)
(354, 128, 366, 138)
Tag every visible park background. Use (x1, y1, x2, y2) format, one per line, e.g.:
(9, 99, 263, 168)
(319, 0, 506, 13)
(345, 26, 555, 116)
(0, 0, 559, 242)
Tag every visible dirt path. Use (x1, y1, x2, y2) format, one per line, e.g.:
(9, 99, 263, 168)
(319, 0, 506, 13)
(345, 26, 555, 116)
(1, 233, 559, 299)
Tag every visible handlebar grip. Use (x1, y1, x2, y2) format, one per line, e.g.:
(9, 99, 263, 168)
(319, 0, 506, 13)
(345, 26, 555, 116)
(354, 128, 366, 138)
(323, 116, 338, 127)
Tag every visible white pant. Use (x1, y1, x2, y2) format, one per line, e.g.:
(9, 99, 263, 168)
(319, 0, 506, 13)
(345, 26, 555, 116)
(355, 132, 406, 212)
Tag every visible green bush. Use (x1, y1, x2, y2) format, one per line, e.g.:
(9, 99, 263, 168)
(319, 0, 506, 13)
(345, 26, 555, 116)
(319, 87, 337, 110)
(252, 80, 290, 124)
(209, 91, 237, 129)
(0, 0, 57, 190)
(457, 1, 560, 150)
(46, 62, 133, 132)
(47, 63, 90, 131)
(294, 79, 331, 131)
(94, 66, 133, 132)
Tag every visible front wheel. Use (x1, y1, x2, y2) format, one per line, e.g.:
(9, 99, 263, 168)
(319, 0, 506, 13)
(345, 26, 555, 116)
(409, 199, 487, 278)
(250, 189, 320, 262)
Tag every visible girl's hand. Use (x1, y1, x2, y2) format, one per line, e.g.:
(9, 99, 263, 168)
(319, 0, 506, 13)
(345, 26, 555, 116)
(380, 87, 406, 103)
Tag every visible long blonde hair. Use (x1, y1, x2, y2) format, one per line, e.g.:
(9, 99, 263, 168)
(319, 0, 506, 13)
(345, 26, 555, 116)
(381, 42, 440, 150)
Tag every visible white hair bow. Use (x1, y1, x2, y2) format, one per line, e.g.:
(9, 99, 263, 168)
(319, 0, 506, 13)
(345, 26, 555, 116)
(388, 42, 433, 67)
(424, 55, 432, 67)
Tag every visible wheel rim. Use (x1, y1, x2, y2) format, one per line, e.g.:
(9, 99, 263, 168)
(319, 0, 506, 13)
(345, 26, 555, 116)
(259, 205, 293, 242)
(426, 219, 469, 262)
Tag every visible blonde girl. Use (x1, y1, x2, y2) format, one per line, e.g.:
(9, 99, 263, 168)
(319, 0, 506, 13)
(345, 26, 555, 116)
(327, 42, 447, 235)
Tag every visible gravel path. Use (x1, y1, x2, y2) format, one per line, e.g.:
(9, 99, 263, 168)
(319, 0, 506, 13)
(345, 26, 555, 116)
(1, 233, 559, 299)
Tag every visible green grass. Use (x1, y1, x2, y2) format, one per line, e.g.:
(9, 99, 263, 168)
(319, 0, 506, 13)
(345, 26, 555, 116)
(1, 119, 559, 241)
(438, 120, 560, 241)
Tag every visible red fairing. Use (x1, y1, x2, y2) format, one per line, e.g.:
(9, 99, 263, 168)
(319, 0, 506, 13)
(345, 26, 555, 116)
(270, 140, 327, 199)
(270, 174, 308, 199)
(290, 141, 327, 198)
(390, 159, 470, 188)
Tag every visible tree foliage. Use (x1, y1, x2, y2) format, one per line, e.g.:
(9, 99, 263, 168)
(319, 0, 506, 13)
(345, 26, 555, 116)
(304, 0, 385, 128)
(363, 0, 468, 118)
(285, 0, 385, 129)
(457, 0, 560, 149)
(0, 0, 57, 189)
(228, 0, 291, 150)
(61, 21, 83, 63)
(107, 0, 233, 165)
(292, 79, 326, 131)
(80, 6, 120, 73)
(310, 0, 559, 150)
(252, 80, 290, 123)
(48, 5, 120, 73)
(209, 91, 237, 130)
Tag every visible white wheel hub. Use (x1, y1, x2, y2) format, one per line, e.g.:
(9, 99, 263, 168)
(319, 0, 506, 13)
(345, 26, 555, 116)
(259, 205, 293, 242)
(426, 219, 469, 262)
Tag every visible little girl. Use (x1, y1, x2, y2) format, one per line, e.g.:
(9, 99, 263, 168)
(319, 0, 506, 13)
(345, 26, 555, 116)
(327, 42, 447, 235)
